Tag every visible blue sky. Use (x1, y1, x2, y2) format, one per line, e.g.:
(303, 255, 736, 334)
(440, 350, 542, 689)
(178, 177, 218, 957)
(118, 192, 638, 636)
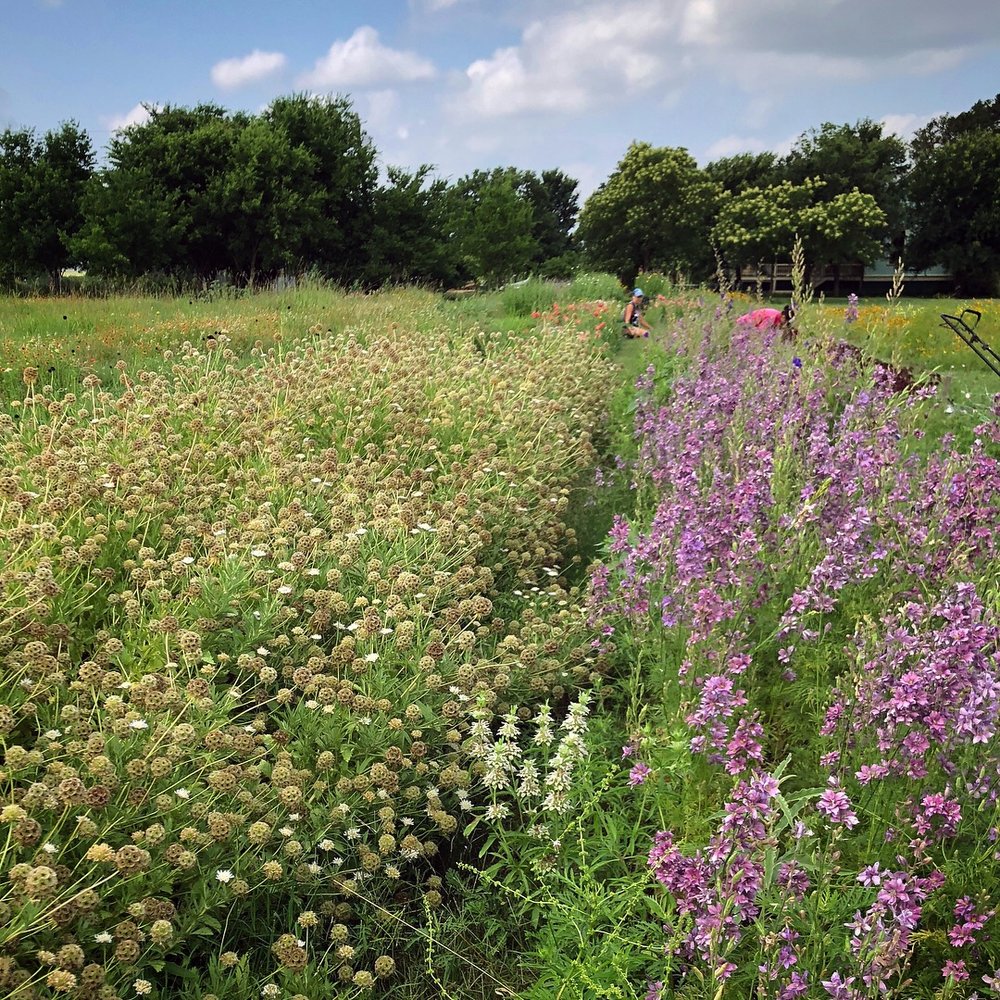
(3, 0, 999, 198)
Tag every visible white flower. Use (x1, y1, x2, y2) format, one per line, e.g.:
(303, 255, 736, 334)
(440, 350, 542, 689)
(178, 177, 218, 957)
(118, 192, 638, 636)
(279, 827, 293, 837)
(345, 827, 361, 840)
(364, 652, 379, 663)
(278, 585, 292, 595)
(44, 729, 62, 739)
(182, 556, 195, 565)
(261, 986, 280, 999)
(215, 869, 234, 884)
(319, 839, 336, 851)
(251, 548, 268, 558)
(128, 719, 148, 730)
(330, 856, 344, 866)
(257, 646, 270, 656)
(175, 788, 191, 799)
(42, 842, 58, 854)
(94, 931, 113, 943)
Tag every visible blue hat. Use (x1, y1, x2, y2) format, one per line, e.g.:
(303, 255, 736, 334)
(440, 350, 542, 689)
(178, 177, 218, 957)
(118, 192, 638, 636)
(632, 287, 644, 297)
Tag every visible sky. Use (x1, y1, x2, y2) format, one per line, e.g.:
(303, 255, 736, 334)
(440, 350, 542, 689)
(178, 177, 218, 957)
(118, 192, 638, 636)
(3, 0, 1000, 199)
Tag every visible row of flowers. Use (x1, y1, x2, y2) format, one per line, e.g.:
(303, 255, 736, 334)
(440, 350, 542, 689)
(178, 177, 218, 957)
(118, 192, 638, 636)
(587, 303, 1000, 997)
(0, 301, 614, 998)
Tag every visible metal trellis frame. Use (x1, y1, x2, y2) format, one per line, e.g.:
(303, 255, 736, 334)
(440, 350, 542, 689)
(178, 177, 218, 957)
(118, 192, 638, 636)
(940, 309, 1000, 380)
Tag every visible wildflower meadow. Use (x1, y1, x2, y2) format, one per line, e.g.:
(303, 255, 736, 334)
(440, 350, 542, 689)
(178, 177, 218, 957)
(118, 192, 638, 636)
(1, 282, 999, 999)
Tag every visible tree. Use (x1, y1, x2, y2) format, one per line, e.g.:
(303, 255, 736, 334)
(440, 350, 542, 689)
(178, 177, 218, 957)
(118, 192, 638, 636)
(76, 96, 379, 284)
(714, 178, 886, 292)
(263, 94, 378, 282)
(576, 142, 719, 281)
(780, 119, 908, 251)
(704, 152, 780, 196)
(80, 103, 244, 280)
(448, 171, 538, 286)
(363, 165, 459, 288)
(521, 169, 579, 265)
(911, 92, 1000, 159)
(218, 117, 313, 284)
(907, 130, 1000, 295)
(0, 121, 94, 286)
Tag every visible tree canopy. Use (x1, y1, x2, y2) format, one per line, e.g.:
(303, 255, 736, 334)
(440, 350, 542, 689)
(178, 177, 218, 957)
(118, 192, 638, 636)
(0, 121, 94, 285)
(577, 142, 719, 280)
(4, 91, 1000, 292)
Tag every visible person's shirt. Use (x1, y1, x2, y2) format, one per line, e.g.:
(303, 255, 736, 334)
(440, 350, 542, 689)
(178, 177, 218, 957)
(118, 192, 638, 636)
(737, 307, 784, 330)
(625, 300, 642, 326)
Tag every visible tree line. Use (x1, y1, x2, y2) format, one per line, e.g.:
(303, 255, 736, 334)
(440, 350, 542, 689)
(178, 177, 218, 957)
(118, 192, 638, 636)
(1, 91, 998, 294)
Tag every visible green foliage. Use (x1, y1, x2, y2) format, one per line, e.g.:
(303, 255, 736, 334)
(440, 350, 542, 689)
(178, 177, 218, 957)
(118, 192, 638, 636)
(704, 151, 780, 196)
(363, 165, 461, 288)
(448, 171, 539, 287)
(500, 277, 562, 316)
(567, 271, 625, 303)
(714, 177, 887, 278)
(908, 129, 1000, 295)
(74, 96, 378, 285)
(577, 142, 719, 281)
(781, 118, 909, 242)
(911, 91, 1000, 158)
(0, 121, 95, 285)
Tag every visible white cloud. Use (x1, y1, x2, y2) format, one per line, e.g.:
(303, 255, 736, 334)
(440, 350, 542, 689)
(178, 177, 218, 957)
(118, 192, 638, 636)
(704, 135, 769, 159)
(211, 50, 286, 90)
(299, 27, 436, 89)
(454, 1, 680, 119)
(366, 89, 400, 127)
(879, 111, 939, 141)
(104, 102, 154, 132)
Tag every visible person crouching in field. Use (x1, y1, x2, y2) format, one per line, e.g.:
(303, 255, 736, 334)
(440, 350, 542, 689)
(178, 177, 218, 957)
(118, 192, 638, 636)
(737, 303, 797, 340)
(623, 288, 653, 338)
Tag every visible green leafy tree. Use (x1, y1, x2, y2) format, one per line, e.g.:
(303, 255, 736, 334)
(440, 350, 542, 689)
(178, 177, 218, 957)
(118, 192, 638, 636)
(71, 166, 182, 278)
(780, 119, 908, 251)
(217, 117, 313, 284)
(263, 94, 378, 282)
(521, 168, 579, 265)
(447, 171, 539, 286)
(0, 121, 94, 286)
(911, 92, 1000, 158)
(799, 188, 888, 285)
(907, 130, 1000, 295)
(704, 152, 780, 196)
(712, 178, 821, 285)
(363, 165, 460, 288)
(78, 103, 243, 280)
(714, 178, 886, 291)
(577, 142, 719, 281)
(77, 95, 378, 284)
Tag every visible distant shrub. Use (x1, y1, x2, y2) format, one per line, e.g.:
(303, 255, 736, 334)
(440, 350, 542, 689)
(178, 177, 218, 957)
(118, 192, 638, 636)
(632, 271, 678, 299)
(568, 271, 625, 303)
(501, 276, 562, 316)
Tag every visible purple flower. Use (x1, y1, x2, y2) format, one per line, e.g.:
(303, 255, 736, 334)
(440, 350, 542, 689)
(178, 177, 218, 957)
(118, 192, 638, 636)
(792, 356, 802, 368)
(821, 972, 857, 999)
(816, 785, 860, 828)
(845, 293, 859, 324)
(942, 959, 969, 982)
(628, 762, 651, 786)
